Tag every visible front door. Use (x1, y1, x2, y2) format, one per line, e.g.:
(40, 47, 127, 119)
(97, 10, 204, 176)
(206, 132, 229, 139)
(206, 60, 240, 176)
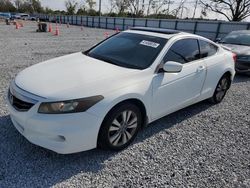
(151, 38, 206, 120)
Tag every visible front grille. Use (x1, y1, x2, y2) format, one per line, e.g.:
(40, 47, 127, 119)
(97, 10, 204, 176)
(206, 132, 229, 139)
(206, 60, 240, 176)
(8, 90, 35, 112)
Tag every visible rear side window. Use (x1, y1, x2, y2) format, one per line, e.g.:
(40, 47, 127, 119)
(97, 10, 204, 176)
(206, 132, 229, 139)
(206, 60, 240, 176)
(163, 39, 200, 64)
(199, 40, 218, 58)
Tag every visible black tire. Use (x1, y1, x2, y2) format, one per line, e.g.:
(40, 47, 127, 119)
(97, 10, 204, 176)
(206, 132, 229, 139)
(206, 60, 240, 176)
(209, 74, 231, 104)
(97, 102, 142, 151)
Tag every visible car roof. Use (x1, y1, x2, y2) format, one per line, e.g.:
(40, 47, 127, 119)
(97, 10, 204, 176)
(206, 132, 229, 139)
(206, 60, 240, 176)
(125, 27, 187, 39)
(124, 27, 217, 45)
(17, 13, 29, 16)
(229, 30, 250, 34)
(130, 27, 181, 35)
(125, 27, 193, 39)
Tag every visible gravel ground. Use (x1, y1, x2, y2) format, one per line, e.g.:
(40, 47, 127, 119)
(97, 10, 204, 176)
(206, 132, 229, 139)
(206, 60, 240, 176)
(0, 21, 249, 188)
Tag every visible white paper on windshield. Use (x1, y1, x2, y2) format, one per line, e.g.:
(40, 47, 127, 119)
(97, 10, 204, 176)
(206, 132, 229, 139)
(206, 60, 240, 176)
(140, 40, 160, 48)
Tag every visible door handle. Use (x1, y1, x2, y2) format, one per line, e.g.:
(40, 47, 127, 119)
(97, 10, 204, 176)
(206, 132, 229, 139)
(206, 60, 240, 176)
(197, 66, 205, 73)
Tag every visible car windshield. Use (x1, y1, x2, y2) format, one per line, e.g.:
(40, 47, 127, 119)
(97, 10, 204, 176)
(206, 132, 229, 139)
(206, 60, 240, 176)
(86, 32, 167, 69)
(221, 31, 250, 46)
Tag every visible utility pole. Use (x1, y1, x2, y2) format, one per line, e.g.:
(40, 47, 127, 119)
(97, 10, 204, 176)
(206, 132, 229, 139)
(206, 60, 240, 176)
(192, 0, 198, 19)
(181, 5, 184, 19)
(99, 0, 102, 17)
(142, 0, 145, 11)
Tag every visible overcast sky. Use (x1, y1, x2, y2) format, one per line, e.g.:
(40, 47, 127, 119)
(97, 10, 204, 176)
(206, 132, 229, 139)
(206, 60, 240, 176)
(40, 0, 250, 22)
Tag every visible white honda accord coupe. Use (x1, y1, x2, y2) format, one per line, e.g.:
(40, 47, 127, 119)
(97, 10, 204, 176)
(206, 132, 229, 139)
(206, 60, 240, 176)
(7, 27, 235, 154)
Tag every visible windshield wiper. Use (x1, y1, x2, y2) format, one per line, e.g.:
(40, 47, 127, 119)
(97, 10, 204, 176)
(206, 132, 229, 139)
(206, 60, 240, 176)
(89, 54, 122, 66)
(87, 53, 142, 69)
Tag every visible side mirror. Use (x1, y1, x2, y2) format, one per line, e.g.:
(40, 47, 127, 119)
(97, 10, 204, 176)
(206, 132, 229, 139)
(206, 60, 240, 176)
(163, 61, 183, 73)
(215, 38, 221, 43)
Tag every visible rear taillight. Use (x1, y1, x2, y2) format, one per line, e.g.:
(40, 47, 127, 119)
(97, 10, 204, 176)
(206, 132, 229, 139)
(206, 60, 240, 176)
(232, 53, 237, 63)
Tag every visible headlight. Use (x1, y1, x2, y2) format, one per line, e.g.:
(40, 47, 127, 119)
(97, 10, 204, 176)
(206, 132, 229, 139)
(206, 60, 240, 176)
(38, 95, 104, 114)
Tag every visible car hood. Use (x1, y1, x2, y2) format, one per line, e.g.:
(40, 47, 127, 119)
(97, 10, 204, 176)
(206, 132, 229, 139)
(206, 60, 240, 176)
(220, 43, 250, 55)
(15, 52, 140, 100)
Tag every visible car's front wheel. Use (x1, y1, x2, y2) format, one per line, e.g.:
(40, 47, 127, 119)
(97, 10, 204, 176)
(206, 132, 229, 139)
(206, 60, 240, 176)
(98, 103, 142, 151)
(209, 74, 231, 104)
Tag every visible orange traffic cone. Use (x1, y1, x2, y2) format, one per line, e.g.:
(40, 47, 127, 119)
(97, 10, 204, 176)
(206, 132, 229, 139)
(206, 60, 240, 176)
(16, 22, 19, 29)
(48, 24, 52, 32)
(55, 25, 59, 36)
(115, 27, 119, 33)
(104, 32, 109, 38)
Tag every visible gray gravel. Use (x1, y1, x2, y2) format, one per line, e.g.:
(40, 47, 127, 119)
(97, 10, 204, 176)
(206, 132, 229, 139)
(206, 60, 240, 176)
(0, 21, 249, 188)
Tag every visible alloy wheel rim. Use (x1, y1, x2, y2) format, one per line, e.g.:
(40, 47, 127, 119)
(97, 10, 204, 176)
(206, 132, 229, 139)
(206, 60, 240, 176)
(216, 78, 228, 101)
(108, 110, 138, 146)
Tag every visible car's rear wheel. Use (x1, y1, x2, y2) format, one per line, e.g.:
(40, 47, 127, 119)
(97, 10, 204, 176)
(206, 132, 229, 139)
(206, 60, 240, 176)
(209, 74, 231, 104)
(98, 103, 142, 151)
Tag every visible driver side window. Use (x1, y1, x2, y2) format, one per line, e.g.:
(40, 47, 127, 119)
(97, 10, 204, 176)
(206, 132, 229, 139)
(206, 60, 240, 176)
(163, 39, 200, 64)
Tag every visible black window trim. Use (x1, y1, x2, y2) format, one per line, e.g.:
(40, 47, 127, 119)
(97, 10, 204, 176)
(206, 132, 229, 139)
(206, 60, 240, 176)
(156, 37, 220, 73)
(156, 37, 201, 73)
(83, 32, 119, 55)
(198, 39, 219, 60)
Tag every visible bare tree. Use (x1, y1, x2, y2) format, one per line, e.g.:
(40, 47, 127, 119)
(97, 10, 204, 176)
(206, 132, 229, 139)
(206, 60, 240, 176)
(129, 0, 142, 15)
(150, 0, 168, 15)
(146, 0, 154, 15)
(114, 0, 130, 14)
(107, 0, 116, 14)
(145, 0, 174, 17)
(200, 0, 250, 21)
(171, 0, 187, 18)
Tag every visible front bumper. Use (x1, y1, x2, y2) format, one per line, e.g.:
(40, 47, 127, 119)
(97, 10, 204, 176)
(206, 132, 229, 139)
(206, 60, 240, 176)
(6, 91, 103, 154)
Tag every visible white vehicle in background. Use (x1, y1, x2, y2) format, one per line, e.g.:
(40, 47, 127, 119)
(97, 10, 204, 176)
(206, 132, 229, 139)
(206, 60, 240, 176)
(11, 14, 21, 19)
(13, 13, 36, 21)
(29, 16, 37, 21)
(18, 13, 30, 20)
(7, 27, 235, 154)
(11, 13, 29, 20)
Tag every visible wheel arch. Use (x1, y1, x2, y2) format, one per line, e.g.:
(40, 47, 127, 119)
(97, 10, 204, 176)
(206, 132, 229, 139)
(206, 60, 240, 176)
(96, 97, 148, 149)
(223, 70, 233, 81)
(222, 70, 233, 88)
(101, 98, 148, 128)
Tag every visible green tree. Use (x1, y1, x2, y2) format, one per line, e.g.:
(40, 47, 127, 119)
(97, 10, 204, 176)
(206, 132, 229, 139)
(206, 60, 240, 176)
(31, 0, 44, 13)
(86, 0, 96, 10)
(14, 0, 43, 13)
(65, 0, 78, 15)
(44, 7, 54, 14)
(0, 0, 17, 12)
(77, 7, 87, 15)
